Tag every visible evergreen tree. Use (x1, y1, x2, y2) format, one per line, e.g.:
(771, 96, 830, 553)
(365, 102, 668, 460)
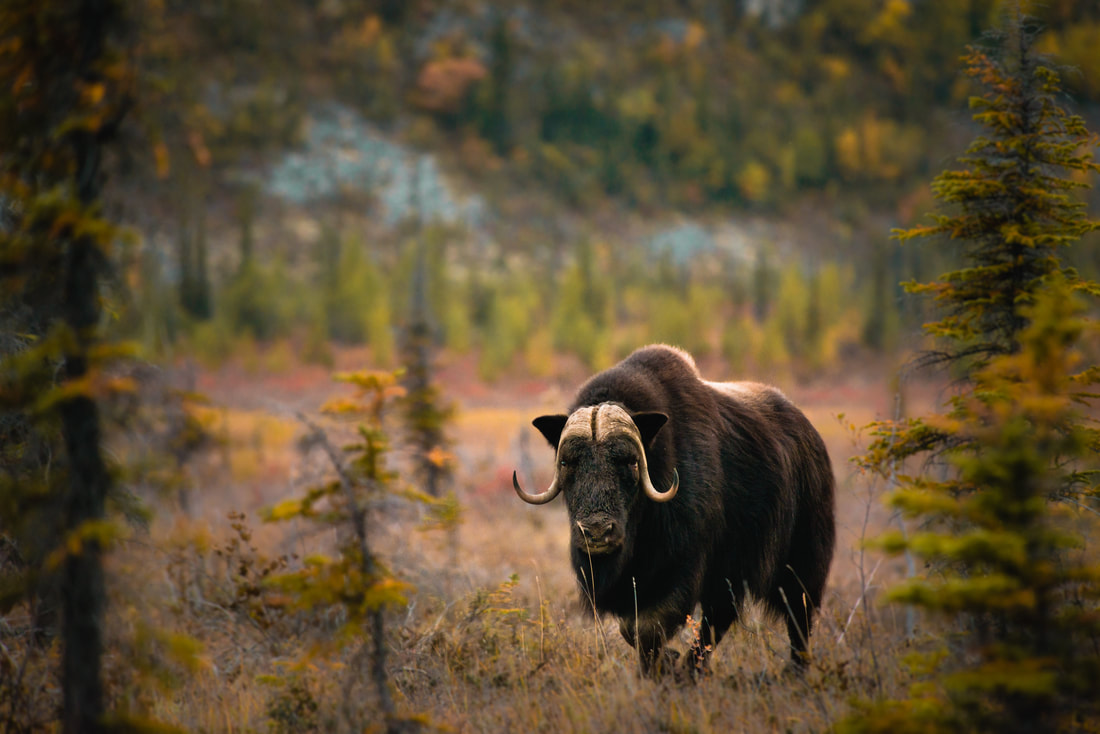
(178, 179, 212, 320)
(897, 15, 1100, 373)
(845, 12, 1100, 733)
(399, 238, 454, 499)
(480, 11, 514, 156)
(0, 1, 133, 730)
(843, 280, 1100, 733)
(874, 13, 1100, 471)
(267, 370, 415, 733)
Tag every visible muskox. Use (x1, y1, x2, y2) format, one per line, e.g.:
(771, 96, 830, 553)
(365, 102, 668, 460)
(513, 344, 835, 677)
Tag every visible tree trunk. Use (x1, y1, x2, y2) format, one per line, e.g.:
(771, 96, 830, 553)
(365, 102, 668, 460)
(60, 166, 109, 734)
(57, 0, 121, 728)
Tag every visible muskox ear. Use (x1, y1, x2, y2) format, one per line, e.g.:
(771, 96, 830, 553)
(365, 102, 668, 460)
(632, 412, 669, 447)
(532, 414, 569, 449)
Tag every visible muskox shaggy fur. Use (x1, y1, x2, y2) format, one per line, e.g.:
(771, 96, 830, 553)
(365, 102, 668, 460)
(513, 344, 835, 677)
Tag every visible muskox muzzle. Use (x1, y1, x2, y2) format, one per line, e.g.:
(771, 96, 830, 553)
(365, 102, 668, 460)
(574, 516, 623, 553)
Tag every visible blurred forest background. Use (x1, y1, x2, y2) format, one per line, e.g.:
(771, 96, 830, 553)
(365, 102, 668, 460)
(68, 0, 1100, 378)
(2, 0, 1100, 732)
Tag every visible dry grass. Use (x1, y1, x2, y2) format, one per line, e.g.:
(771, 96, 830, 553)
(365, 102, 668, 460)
(2, 364, 935, 733)
(89, 483, 918, 734)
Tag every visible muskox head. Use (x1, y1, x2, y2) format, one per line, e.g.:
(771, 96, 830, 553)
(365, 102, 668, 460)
(513, 403, 678, 556)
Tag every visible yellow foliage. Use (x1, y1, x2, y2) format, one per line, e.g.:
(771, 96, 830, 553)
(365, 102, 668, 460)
(721, 313, 763, 373)
(158, 631, 208, 674)
(347, 15, 382, 47)
(523, 326, 555, 378)
(757, 317, 791, 374)
(664, 101, 702, 157)
(262, 340, 296, 374)
(774, 81, 802, 105)
(154, 141, 171, 178)
(737, 160, 771, 203)
(821, 55, 851, 81)
(265, 498, 305, 521)
(33, 366, 137, 413)
(834, 115, 910, 182)
(303, 553, 334, 567)
(374, 34, 396, 69)
(835, 126, 861, 178)
(426, 445, 454, 469)
(862, 0, 912, 44)
(319, 396, 361, 415)
(46, 519, 126, 570)
(684, 21, 706, 52)
(362, 577, 412, 609)
(81, 81, 106, 106)
(334, 369, 406, 398)
(862, 115, 883, 175)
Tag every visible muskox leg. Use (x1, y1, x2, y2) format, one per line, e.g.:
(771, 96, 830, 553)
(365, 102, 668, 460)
(775, 495, 833, 670)
(619, 618, 680, 679)
(772, 567, 819, 669)
(687, 592, 740, 678)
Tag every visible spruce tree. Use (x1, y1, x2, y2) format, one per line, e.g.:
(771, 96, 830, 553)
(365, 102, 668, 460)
(267, 371, 412, 733)
(844, 280, 1100, 734)
(871, 13, 1100, 471)
(844, 11, 1100, 733)
(0, 1, 132, 730)
(897, 15, 1099, 373)
(399, 236, 454, 499)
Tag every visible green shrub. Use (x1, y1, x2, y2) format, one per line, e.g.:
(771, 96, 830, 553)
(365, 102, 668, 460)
(219, 258, 294, 342)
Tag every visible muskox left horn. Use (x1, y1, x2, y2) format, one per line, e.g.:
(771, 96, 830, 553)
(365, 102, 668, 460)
(512, 471, 561, 505)
(642, 466, 679, 502)
(631, 433, 679, 503)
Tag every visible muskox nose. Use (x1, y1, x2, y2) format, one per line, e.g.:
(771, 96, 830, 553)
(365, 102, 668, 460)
(575, 517, 622, 551)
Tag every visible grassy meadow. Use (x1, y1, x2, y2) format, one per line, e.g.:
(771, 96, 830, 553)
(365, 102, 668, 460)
(16, 348, 941, 733)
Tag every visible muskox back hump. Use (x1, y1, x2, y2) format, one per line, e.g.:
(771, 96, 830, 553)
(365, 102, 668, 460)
(623, 344, 700, 381)
(572, 345, 701, 412)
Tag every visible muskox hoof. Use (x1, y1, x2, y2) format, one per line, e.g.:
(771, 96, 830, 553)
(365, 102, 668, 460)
(639, 648, 680, 680)
(783, 651, 812, 676)
(677, 650, 713, 684)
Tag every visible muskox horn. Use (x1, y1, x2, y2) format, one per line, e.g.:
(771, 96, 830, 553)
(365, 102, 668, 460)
(632, 433, 679, 503)
(640, 461, 679, 502)
(512, 471, 561, 505)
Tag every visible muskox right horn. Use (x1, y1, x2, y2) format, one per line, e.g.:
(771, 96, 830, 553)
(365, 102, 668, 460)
(513, 471, 561, 505)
